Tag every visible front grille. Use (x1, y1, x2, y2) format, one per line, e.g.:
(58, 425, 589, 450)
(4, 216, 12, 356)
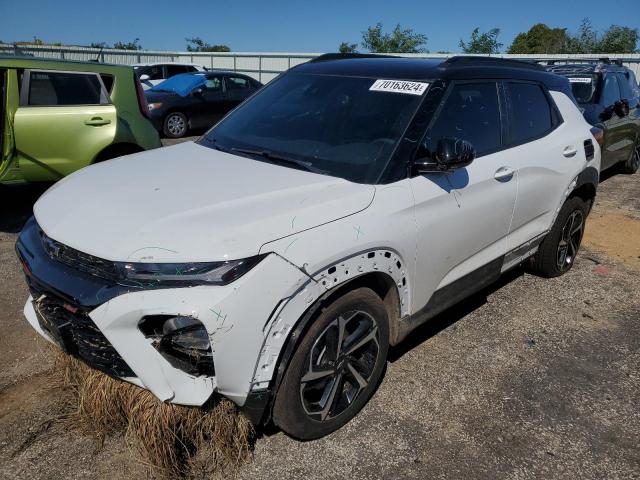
(30, 287, 135, 378)
(39, 229, 120, 281)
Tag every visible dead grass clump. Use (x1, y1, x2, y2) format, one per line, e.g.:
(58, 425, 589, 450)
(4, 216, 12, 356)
(51, 349, 253, 478)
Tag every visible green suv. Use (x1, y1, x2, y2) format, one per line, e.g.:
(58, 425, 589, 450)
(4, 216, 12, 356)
(0, 56, 161, 184)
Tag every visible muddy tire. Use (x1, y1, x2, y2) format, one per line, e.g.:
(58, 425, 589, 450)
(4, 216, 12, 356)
(273, 287, 389, 440)
(529, 196, 588, 278)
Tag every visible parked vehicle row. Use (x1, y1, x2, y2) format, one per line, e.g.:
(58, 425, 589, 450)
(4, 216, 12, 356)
(546, 59, 640, 174)
(144, 71, 262, 138)
(17, 54, 606, 440)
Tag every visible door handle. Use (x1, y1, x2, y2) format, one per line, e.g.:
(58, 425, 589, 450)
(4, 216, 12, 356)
(84, 117, 111, 126)
(563, 146, 578, 157)
(494, 166, 515, 181)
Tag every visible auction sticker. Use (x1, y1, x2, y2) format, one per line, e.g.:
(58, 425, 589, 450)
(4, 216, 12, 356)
(568, 77, 592, 83)
(370, 79, 429, 95)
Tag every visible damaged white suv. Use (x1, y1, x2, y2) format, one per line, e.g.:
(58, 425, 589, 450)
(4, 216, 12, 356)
(17, 55, 601, 440)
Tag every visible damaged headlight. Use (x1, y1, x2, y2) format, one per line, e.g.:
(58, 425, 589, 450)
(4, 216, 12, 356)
(139, 315, 215, 376)
(117, 254, 265, 287)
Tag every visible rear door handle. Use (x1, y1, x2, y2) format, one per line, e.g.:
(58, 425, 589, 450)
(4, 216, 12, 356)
(563, 146, 578, 157)
(84, 117, 111, 126)
(494, 166, 515, 181)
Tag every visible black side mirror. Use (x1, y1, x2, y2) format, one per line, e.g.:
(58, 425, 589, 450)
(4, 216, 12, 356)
(414, 137, 476, 174)
(614, 99, 629, 117)
(192, 87, 204, 96)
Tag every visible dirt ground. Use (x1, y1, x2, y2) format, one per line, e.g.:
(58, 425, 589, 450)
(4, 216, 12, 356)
(0, 147, 639, 479)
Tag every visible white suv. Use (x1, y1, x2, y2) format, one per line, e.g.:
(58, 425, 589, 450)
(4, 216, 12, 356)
(17, 55, 601, 440)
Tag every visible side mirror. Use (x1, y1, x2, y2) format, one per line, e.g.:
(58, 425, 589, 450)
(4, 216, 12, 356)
(192, 87, 204, 96)
(414, 137, 476, 174)
(139, 74, 150, 81)
(614, 99, 629, 117)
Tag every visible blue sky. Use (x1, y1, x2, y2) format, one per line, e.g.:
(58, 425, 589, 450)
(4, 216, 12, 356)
(1, 0, 638, 53)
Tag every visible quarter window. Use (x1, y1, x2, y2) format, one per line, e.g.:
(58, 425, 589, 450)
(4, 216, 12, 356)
(226, 76, 250, 91)
(27, 71, 106, 106)
(601, 74, 621, 107)
(425, 82, 501, 157)
(505, 82, 552, 145)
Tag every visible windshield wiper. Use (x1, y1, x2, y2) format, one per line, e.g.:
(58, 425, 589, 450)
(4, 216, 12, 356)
(230, 147, 325, 174)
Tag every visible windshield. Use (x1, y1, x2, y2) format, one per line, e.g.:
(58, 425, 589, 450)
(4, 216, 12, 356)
(150, 73, 206, 96)
(198, 73, 427, 184)
(566, 74, 598, 104)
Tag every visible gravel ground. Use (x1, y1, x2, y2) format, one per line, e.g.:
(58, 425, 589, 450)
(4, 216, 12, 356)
(0, 146, 638, 479)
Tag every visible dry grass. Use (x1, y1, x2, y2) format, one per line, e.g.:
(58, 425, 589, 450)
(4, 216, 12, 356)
(52, 350, 253, 478)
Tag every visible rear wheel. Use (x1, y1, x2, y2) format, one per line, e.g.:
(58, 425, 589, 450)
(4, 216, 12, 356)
(163, 112, 188, 138)
(529, 196, 588, 278)
(273, 288, 389, 440)
(620, 146, 639, 174)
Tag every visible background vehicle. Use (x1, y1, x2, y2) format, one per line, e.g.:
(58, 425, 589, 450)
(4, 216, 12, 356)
(0, 56, 160, 184)
(134, 62, 206, 90)
(18, 56, 599, 440)
(145, 71, 262, 138)
(547, 59, 640, 173)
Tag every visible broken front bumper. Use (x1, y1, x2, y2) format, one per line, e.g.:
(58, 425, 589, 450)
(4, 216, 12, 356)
(16, 216, 307, 412)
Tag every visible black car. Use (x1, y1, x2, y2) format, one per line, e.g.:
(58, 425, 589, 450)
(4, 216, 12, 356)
(547, 59, 640, 173)
(145, 71, 262, 138)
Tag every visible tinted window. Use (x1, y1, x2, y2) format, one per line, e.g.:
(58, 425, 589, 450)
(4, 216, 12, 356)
(166, 65, 190, 77)
(566, 75, 598, 104)
(28, 71, 105, 106)
(199, 73, 424, 184)
(100, 74, 114, 93)
(506, 82, 552, 144)
(140, 65, 163, 80)
(601, 74, 621, 106)
(426, 82, 501, 156)
(226, 76, 250, 91)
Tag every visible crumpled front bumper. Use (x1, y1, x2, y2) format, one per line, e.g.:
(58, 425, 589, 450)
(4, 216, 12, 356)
(17, 217, 308, 409)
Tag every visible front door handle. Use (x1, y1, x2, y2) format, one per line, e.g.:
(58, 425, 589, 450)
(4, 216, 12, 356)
(84, 117, 111, 126)
(494, 166, 515, 181)
(563, 146, 578, 157)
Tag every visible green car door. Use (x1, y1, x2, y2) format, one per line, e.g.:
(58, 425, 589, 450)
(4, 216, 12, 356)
(13, 69, 117, 181)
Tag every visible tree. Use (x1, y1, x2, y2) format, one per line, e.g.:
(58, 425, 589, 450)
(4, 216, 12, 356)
(595, 25, 638, 53)
(507, 23, 568, 54)
(565, 18, 597, 53)
(338, 42, 358, 53)
(361, 23, 428, 53)
(185, 37, 230, 52)
(113, 38, 142, 50)
(89, 42, 108, 49)
(459, 28, 502, 54)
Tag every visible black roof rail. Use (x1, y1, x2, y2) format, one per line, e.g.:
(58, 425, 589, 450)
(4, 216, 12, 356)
(443, 56, 544, 71)
(310, 53, 397, 63)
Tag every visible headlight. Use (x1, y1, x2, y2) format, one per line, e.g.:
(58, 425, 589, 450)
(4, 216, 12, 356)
(139, 315, 215, 376)
(148, 102, 163, 111)
(116, 254, 265, 287)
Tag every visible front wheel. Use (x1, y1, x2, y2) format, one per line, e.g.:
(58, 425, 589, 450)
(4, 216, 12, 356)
(273, 287, 389, 440)
(529, 196, 588, 278)
(620, 146, 639, 174)
(163, 112, 188, 138)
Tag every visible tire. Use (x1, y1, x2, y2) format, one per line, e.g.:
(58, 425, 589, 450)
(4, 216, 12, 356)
(273, 287, 389, 440)
(529, 196, 588, 278)
(163, 112, 188, 138)
(620, 146, 639, 174)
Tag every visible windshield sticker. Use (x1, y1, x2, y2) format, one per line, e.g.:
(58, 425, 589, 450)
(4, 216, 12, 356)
(569, 77, 592, 83)
(370, 79, 429, 95)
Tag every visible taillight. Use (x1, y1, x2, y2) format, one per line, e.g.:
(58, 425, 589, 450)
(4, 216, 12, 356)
(134, 74, 150, 119)
(590, 126, 604, 147)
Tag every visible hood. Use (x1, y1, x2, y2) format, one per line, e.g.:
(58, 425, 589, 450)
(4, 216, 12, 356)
(34, 142, 375, 262)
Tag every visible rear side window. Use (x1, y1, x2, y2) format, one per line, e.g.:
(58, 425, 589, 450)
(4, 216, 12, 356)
(226, 76, 251, 91)
(27, 71, 107, 106)
(600, 74, 621, 106)
(426, 82, 501, 157)
(166, 65, 191, 77)
(505, 82, 553, 145)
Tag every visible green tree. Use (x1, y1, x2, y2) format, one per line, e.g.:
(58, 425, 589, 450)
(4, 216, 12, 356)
(459, 28, 502, 54)
(185, 37, 230, 52)
(361, 23, 428, 53)
(89, 42, 108, 49)
(32, 36, 44, 45)
(565, 18, 597, 53)
(113, 38, 142, 50)
(507, 23, 568, 54)
(338, 41, 358, 53)
(595, 25, 638, 53)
